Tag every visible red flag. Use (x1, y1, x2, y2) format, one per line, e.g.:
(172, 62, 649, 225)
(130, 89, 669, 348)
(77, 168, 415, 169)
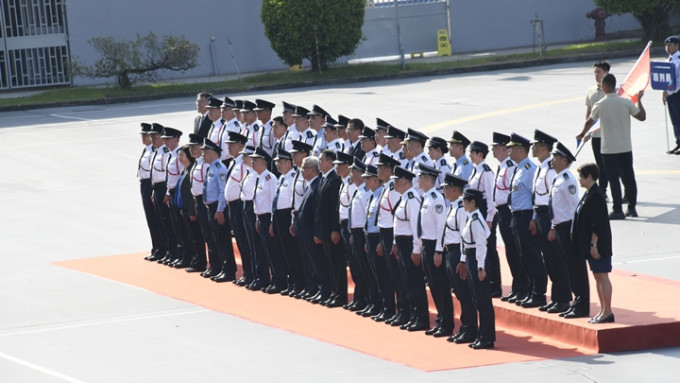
(617, 41, 652, 103)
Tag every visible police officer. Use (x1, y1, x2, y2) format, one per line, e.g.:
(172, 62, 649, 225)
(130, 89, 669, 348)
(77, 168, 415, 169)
(402, 128, 434, 195)
(240, 101, 261, 149)
(448, 130, 473, 181)
(359, 126, 380, 166)
(254, 99, 276, 156)
(530, 130, 571, 312)
(185, 134, 208, 273)
(285, 106, 315, 151)
(507, 133, 548, 307)
(442, 174, 477, 343)
(390, 167, 429, 332)
(308, 104, 330, 157)
(549, 142, 580, 315)
(163, 127, 186, 266)
(271, 149, 304, 296)
(457, 188, 495, 349)
(491, 132, 526, 302)
(427, 136, 451, 190)
(323, 116, 345, 153)
(202, 138, 236, 282)
(251, 147, 288, 293)
(468, 141, 500, 296)
(416, 164, 450, 338)
(375, 154, 402, 324)
(337, 153, 364, 310)
(362, 165, 386, 317)
(205, 97, 225, 150)
(217, 97, 241, 163)
(384, 125, 408, 167)
(138, 123, 162, 261)
(148, 124, 176, 262)
(375, 118, 391, 150)
(223, 132, 253, 286)
(240, 145, 268, 290)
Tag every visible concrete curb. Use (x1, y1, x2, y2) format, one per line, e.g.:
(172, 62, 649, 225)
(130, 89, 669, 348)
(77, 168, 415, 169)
(0, 48, 663, 113)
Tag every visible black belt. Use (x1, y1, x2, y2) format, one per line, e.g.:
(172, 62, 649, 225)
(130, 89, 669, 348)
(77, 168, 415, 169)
(140, 178, 151, 182)
(366, 232, 380, 238)
(444, 243, 461, 251)
(152, 181, 166, 187)
(227, 199, 242, 206)
(511, 209, 532, 216)
(206, 201, 218, 208)
(533, 205, 549, 213)
(243, 200, 253, 205)
(340, 219, 348, 225)
(275, 207, 293, 213)
(554, 220, 572, 230)
(379, 227, 394, 233)
(496, 203, 508, 209)
(350, 228, 365, 233)
(394, 235, 413, 240)
(192, 195, 203, 202)
(421, 239, 436, 244)
(257, 213, 272, 219)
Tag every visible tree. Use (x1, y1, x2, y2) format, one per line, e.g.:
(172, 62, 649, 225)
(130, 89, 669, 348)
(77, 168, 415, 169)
(72, 32, 199, 88)
(595, 0, 680, 42)
(261, 0, 364, 71)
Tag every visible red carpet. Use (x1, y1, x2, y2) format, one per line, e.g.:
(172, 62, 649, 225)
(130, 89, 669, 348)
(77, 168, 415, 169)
(54, 249, 680, 371)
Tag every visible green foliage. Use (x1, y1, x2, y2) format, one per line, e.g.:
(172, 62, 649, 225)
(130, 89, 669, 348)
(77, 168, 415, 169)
(594, 0, 680, 42)
(261, 0, 364, 70)
(71, 32, 199, 88)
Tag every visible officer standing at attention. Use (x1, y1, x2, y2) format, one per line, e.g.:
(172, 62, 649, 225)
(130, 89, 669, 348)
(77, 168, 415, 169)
(337, 153, 364, 310)
(287, 106, 316, 150)
(254, 99, 276, 156)
(391, 167, 430, 332)
(224, 132, 253, 286)
(530, 130, 570, 311)
(491, 132, 526, 302)
(457, 188, 495, 350)
(138, 123, 162, 261)
(384, 125, 408, 167)
(467, 141, 501, 297)
(240, 101, 261, 149)
(162, 127, 186, 266)
(271, 149, 304, 296)
(448, 131, 473, 181)
(240, 145, 269, 290)
(416, 164, 450, 338)
(202, 139, 236, 282)
(402, 129, 433, 194)
(359, 126, 381, 166)
(308, 105, 331, 157)
(217, 97, 241, 164)
(375, 118, 390, 151)
(323, 116, 345, 153)
(185, 134, 208, 273)
(251, 147, 288, 293)
(427, 137, 452, 190)
(375, 154, 403, 325)
(548, 142, 581, 315)
(441, 174, 477, 344)
(362, 165, 387, 318)
(149, 124, 176, 262)
(507, 133, 548, 307)
(205, 97, 225, 150)
(663, 36, 680, 154)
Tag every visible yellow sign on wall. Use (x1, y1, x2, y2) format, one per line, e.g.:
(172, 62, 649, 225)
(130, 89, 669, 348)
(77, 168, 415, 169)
(437, 29, 451, 56)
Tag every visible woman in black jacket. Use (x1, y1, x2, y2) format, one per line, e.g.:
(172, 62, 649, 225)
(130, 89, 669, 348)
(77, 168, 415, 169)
(174, 145, 200, 268)
(573, 163, 614, 324)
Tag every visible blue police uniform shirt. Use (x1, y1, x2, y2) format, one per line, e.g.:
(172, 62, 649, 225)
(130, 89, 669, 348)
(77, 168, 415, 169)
(452, 154, 473, 182)
(203, 158, 228, 212)
(365, 185, 384, 234)
(509, 157, 536, 212)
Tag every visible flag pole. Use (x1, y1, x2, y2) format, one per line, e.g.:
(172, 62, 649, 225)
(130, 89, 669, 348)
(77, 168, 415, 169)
(664, 103, 671, 154)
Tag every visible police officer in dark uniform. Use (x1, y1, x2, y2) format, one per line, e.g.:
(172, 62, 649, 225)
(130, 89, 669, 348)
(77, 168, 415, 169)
(138, 123, 162, 260)
(148, 124, 177, 262)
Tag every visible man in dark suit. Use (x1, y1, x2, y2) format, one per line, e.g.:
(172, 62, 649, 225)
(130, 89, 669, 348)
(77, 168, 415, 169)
(347, 118, 365, 159)
(194, 92, 214, 138)
(291, 156, 324, 301)
(314, 150, 347, 307)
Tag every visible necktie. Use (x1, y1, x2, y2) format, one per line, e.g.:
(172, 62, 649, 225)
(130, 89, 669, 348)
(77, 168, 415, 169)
(254, 175, 260, 200)
(416, 197, 425, 237)
(470, 166, 477, 182)
(291, 171, 301, 207)
(375, 187, 387, 226)
(532, 165, 542, 205)
(272, 175, 285, 212)
(548, 177, 557, 220)
(365, 193, 374, 230)
(137, 147, 146, 177)
(507, 166, 518, 206)
(493, 165, 500, 200)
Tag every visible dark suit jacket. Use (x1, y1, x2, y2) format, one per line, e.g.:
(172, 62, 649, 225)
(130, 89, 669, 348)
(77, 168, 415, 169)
(294, 176, 321, 241)
(179, 168, 196, 217)
(314, 170, 342, 239)
(195, 113, 212, 138)
(349, 142, 365, 160)
(572, 184, 612, 259)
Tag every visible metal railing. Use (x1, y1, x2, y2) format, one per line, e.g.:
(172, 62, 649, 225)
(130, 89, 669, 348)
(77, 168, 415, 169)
(367, 0, 444, 7)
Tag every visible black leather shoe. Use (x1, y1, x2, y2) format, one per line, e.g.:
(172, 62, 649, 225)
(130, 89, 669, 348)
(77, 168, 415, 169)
(521, 296, 546, 308)
(433, 328, 453, 338)
(210, 272, 225, 281)
(326, 297, 346, 308)
(173, 261, 191, 269)
(668, 144, 680, 154)
(547, 302, 571, 314)
(514, 295, 531, 306)
(470, 340, 494, 349)
(425, 326, 440, 336)
(279, 287, 294, 296)
(384, 312, 398, 325)
(588, 313, 615, 323)
(292, 289, 307, 299)
(500, 292, 516, 302)
(407, 318, 430, 332)
(400, 318, 416, 330)
(201, 269, 218, 278)
(563, 310, 589, 319)
(185, 267, 205, 273)
(373, 311, 392, 322)
(311, 293, 330, 304)
(625, 208, 638, 217)
(390, 314, 409, 327)
(490, 290, 502, 298)
(213, 274, 235, 283)
(264, 285, 284, 294)
(538, 301, 556, 312)
(508, 293, 527, 304)
(454, 334, 477, 344)
(609, 211, 626, 220)
(146, 251, 165, 262)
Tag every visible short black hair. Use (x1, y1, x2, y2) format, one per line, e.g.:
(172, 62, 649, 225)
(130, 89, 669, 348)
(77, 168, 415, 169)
(577, 163, 600, 182)
(348, 118, 364, 131)
(602, 73, 616, 89)
(594, 60, 610, 72)
(321, 149, 337, 162)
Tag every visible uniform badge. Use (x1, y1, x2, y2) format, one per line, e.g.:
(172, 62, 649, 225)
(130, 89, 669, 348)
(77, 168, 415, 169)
(513, 186, 518, 192)
(219, 174, 226, 181)
(440, 159, 447, 166)
(463, 160, 469, 165)
(563, 173, 569, 180)
(421, 155, 427, 162)
(506, 160, 514, 167)
(483, 164, 491, 172)
(399, 152, 405, 159)
(389, 182, 395, 190)
(524, 163, 531, 169)
(568, 185, 577, 194)
(435, 204, 443, 214)
(265, 174, 271, 181)
(253, 124, 260, 131)
(431, 192, 437, 198)
(215, 162, 222, 168)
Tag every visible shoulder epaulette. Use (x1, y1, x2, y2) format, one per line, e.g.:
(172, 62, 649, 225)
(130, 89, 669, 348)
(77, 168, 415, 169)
(334, 142, 342, 149)
(457, 200, 463, 208)
(399, 152, 405, 159)
(234, 121, 240, 127)
(214, 162, 222, 168)
(483, 164, 491, 172)
(407, 191, 415, 199)
(463, 160, 469, 165)
(440, 158, 447, 166)
(265, 174, 271, 181)
(506, 160, 514, 167)
(548, 161, 553, 169)
(421, 155, 427, 162)
(563, 172, 569, 180)
(253, 124, 260, 131)
(430, 191, 437, 198)
(524, 163, 531, 169)
(389, 182, 395, 190)
(306, 131, 314, 138)
(163, 147, 169, 153)
(471, 212, 479, 220)
(373, 151, 379, 157)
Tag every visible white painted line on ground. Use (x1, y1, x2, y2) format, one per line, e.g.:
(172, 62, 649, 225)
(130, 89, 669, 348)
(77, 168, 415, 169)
(48, 114, 93, 121)
(614, 255, 680, 265)
(0, 351, 87, 383)
(0, 309, 208, 338)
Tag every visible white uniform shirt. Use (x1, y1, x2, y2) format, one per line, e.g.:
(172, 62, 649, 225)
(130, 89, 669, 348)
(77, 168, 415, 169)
(291, 169, 306, 212)
(242, 121, 261, 148)
(259, 119, 275, 156)
(218, 117, 241, 160)
(418, 186, 446, 252)
(150, 144, 170, 185)
(469, 161, 496, 222)
(207, 119, 225, 147)
(460, 209, 491, 264)
(240, 169, 256, 202)
(284, 126, 315, 151)
(550, 168, 580, 225)
(393, 186, 422, 253)
(327, 138, 345, 153)
(166, 147, 184, 192)
(493, 157, 516, 206)
(339, 176, 357, 221)
(190, 157, 206, 197)
(225, 155, 248, 202)
(253, 170, 277, 215)
(363, 148, 380, 166)
(274, 168, 296, 210)
(391, 148, 408, 167)
(349, 183, 370, 229)
(376, 179, 400, 229)
(442, 198, 466, 247)
(137, 144, 154, 180)
(406, 152, 434, 195)
(533, 156, 556, 209)
(433, 157, 452, 190)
